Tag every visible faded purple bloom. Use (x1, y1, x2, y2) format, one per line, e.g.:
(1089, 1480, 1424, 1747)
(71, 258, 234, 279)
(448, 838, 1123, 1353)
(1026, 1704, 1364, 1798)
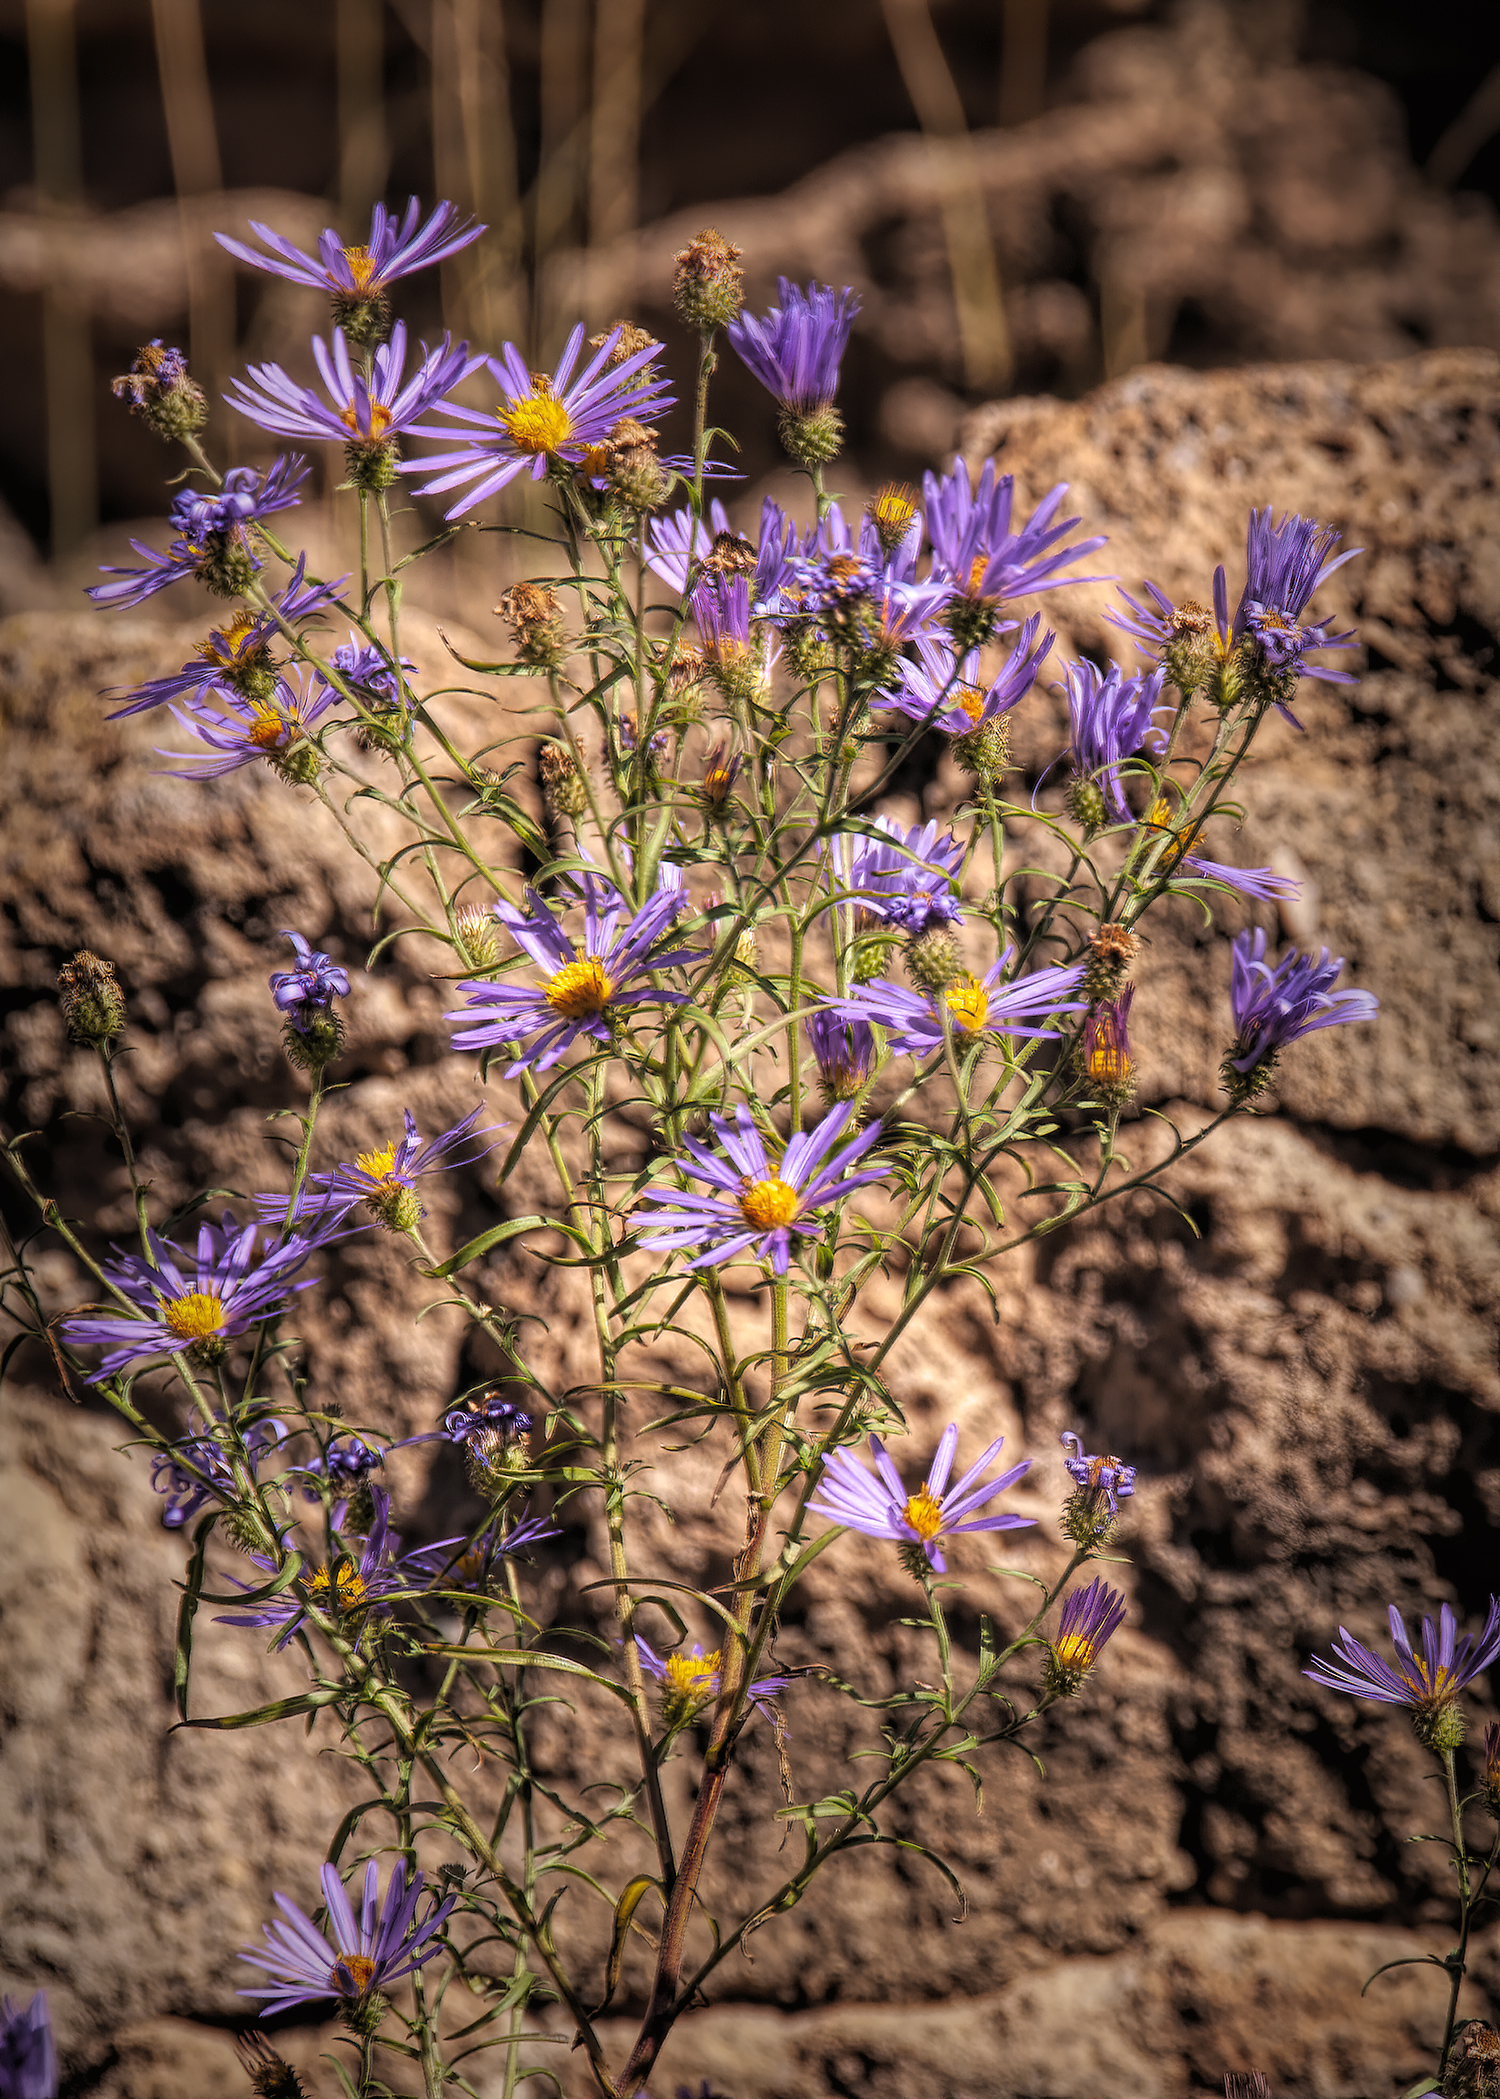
(805, 1012, 878, 1101)
(160, 664, 339, 777)
(105, 557, 346, 718)
(725, 279, 860, 412)
(216, 196, 483, 298)
(808, 1421, 1034, 1575)
(443, 1391, 533, 1449)
(1227, 928, 1378, 1074)
(330, 632, 417, 706)
(226, 323, 475, 445)
(446, 883, 696, 1076)
(1060, 1431, 1136, 1516)
(888, 616, 1053, 736)
(60, 1214, 328, 1380)
(644, 498, 732, 594)
(635, 1635, 790, 1722)
(89, 458, 308, 608)
(924, 459, 1107, 605)
(409, 1509, 562, 1589)
(239, 1856, 458, 2014)
(270, 930, 350, 1016)
(828, 816, 965, 935)
(152, 1415, 285, 1529)
(0, 1992, 57, 2099)
(634, 1101, 886, 1276)
(1080, 983, 1134, 1098)
(405, 324, 673, 515)
(1305, 1600, 1500, 1719)
(1063, 658, 1169, 819)
(821, 953, 1086, 1059)
(1235, 508, 1360, 686)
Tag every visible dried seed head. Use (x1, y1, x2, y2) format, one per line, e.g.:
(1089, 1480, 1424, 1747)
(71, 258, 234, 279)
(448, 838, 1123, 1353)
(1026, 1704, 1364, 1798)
(58, 950, 126, 1048)
(701, 530, 758, 578)
(672, 228, 745, 332)
(495, 581, 567, 670)
(540, 742, 589, 820)
(1082, 923, 1140, 1003)
(236, 2031, 308, 2099)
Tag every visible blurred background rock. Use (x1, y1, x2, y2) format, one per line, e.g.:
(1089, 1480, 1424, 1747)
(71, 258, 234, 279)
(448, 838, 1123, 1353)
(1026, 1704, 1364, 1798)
(4, 4, 1500, 2096)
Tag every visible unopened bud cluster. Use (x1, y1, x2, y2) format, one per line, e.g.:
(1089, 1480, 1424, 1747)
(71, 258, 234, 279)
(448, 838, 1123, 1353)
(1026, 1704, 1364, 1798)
(112, 340, 208, 444)
(672, 229, 745, 333)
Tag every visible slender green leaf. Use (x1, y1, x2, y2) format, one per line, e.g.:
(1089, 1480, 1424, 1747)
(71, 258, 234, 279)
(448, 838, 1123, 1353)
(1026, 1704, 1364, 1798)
(172, 1510, 217, 1721)
(172, 1684, 346, 1731)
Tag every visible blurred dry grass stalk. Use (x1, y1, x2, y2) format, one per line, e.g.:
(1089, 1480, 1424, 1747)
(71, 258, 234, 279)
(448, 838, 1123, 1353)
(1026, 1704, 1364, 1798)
(22, 0, 1040, 550)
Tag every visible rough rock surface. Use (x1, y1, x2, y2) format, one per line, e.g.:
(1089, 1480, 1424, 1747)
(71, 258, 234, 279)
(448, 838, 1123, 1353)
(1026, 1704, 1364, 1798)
(2, 347, 1499, 2097)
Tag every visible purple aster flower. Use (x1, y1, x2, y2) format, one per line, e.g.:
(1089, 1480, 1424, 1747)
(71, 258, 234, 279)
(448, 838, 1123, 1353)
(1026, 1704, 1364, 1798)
(410, 1509, 561, 1590)
(152, 1415, 285, 1529)
(436, 1390, 534, 1494)
(1107, 567, 1232, 666)
(59, 1213, 328, 1380)
(924, 459, 1108, 605)
(270, 930, 350, 1016)
(822, 952, 1087, 1059)
(404, 324, 673, 516)
(216, 196, 483, 299)
(808, 1420, 1033, 1576)
(0, 1992, 57, 2099)
(887, 616, 1053, 736)
(239, 1856, 458, 2014)
(1047, 1576, 1127, 1691)
(1234, 508, 1360, 685)
(217, 1486, 462, 1649)
(691, 570, 780, 695)
(160, 662, 340, 778)
(805, 1011, 878, 1103)
(635, 1100, 886, 1277)
(446, 882, 696, 1077)
(261, 1106, 494, 1233)
(285, 1434, 388, 1528)
(1226, 928, 1378, 1076)
(1059, 1430, 1136, 1546)
(725, 279, 860, 413)
(89, 457, 308, 608)
(635, 1635, 791, 1726)
(105, 557, 347, 719)
(645, 498, 732, 594)
(1305, 1600, 1500, 1732)
(225, 323, 475, 446)
(828, 816, 965, 935)
(330, 632, 417, 707)
(1062, 658, 1170, 822)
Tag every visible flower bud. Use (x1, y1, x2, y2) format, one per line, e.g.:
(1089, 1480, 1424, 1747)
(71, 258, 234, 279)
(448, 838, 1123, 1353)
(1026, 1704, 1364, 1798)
(111, 340, 208, 444)
(58, 950, 126, 1048)
(236, 2031, 308, 2099)
(455, 904, 500, 971)
(494, 582, 567, 671)
(905, 928, 963, 995)
(854, 935, 901, 984)
(540, 742, 589, 820)
(1082, 924, 1140, 1005)
(778, 403, 843, 469)
(672, 228, 744, 332)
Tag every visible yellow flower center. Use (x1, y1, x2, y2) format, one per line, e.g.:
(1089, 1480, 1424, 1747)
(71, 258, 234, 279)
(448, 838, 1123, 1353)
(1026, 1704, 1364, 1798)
(308, 1563, 370, 1614)
(356, 1141, 397, 1179)
(1088, 1042, 1133, 1088)
(870, 483, 918, 534)
(500, 385, 575, 456)
(247, 705, 291, 750)
(579, 441, 613, 477)
(342, 245, 379, 292)
(902, 1488, 945, 1541)
(1400, 1664, 1456, 1714)
(943, 973, 990, 1034)
(331, 1951, 378, 1999)
(161, 1289, 225, 1342)
(665, 1650, 720, 1699)
(737, 1176, 800, 1231)
(340, 400, 394, 439)
(965, 553, 992, 599)
(704, 765, 734, 802)
(196, 610, 262, 665)
(955, 684, 986, 725)
(1053, 1631, 1097, 1672)
(545, 957, 614, 1020)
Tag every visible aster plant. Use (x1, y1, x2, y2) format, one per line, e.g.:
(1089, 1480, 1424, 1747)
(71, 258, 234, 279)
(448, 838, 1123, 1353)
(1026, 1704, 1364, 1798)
(0, 200, 1392, 2099)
